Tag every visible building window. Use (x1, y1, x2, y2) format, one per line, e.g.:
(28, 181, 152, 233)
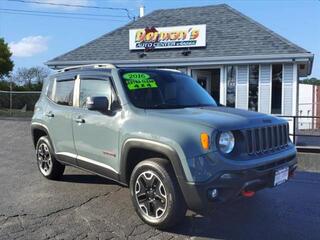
(248, 65, 259, 111)
(271, 64, 283, 114)
(226, 66, 236, 107)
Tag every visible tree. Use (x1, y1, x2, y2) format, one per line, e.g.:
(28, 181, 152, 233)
(0, 38, 14, 79)
(12, 66, 50, 88)
(299, 77, 320, 86)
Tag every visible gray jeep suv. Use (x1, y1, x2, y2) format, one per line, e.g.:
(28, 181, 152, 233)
(31, 64, 297, 229)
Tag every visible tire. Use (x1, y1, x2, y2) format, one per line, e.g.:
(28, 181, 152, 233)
(129, 158, 187, 229)
(36, 136, 65, 180)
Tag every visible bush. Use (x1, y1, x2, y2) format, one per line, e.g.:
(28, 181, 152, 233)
(0, 93, 41, 111)
(0, 80, 42, 111)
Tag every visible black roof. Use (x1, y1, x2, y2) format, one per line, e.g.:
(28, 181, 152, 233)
(47, 4, 311, 67)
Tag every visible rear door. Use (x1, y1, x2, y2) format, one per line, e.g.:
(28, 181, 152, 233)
(72, 73, 122, 179)
(45, 73, 78, 165)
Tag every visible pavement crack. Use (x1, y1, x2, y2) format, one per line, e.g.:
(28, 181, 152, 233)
(41, 205, 76, 218)
(40, 187, 122, 219)
(78, 187, 122, 208)
(2, 213, 29, 224)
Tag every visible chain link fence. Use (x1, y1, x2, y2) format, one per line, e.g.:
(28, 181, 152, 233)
(0, 90, 41, 117)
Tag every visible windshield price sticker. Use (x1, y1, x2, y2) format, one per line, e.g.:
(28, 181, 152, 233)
(123, 72, 158, 90)
(126, 79, 158, 90)
(123, 72, 150, 81)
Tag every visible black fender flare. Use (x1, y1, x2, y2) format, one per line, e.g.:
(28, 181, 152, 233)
(30, 123, 52, 149)
(119, 138, 187, 185)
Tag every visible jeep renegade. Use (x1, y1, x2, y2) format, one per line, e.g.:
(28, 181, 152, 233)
(31, 64, 297, 229)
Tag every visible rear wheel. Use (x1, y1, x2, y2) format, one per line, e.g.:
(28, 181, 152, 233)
(36, 136, 65, 180)
(130, 158, 187, 229)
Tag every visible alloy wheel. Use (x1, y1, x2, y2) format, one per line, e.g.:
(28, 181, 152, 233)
(135, 171, 167, 219)
(37, 142, 52, 176)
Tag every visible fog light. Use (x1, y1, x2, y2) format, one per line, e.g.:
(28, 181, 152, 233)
(208, 189, 218, 199)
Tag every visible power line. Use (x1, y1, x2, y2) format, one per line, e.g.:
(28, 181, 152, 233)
(7, 0, 134, 19)
(0, 10, 128, 22)
(0, 7, 127, 18)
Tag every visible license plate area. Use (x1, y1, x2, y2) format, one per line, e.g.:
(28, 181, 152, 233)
(274, 167, 289, 186)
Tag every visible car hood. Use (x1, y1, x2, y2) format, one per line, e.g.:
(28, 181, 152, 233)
(146, 106, 285, 130)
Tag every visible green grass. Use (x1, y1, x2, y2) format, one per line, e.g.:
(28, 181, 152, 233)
(0, 109, 34, 118)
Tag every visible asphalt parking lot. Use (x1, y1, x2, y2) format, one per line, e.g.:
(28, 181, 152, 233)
(0, 120, 320, 240)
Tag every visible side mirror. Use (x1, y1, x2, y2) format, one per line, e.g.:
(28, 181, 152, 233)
(86, 96, 109, 112)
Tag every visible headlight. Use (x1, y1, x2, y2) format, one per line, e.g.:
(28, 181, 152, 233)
(218, 131, 235, 154)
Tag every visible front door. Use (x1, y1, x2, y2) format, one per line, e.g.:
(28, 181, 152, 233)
(72, 73, 121, 179)
(211, 69, 221, 103)
(193, 70, 212, 93)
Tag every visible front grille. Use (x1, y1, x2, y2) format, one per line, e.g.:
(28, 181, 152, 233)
(245, 124, 289, 155)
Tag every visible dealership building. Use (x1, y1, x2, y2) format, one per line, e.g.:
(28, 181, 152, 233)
(46, 4, 314, 117)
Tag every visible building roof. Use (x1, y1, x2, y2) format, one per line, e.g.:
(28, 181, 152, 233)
(46, 4, 313, 69)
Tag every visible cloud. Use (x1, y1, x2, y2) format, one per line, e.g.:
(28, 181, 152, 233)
(9, 36, 49, 57)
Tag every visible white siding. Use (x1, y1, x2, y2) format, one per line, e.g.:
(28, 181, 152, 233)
(259, 64, 271, 113)
(283, 63, 294, 115)
(236, 65, 248, 109)
(298, 84, 314, 129)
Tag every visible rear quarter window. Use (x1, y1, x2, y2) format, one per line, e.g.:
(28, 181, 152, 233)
(46, 78, 55, 100)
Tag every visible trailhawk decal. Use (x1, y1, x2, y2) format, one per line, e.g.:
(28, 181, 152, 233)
(123, 72, 158, 90)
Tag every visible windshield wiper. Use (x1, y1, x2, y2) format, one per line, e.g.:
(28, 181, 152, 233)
(148, 103, 216, 109)
(148, 103, 188, 109)
(185, 104, 216, 108)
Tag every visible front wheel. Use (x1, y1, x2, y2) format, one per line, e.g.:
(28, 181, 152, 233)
(36, 136, 65, 180)
(129, 158, 187, 229)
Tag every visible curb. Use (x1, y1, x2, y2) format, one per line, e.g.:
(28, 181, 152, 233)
(297, 152, 320, 173)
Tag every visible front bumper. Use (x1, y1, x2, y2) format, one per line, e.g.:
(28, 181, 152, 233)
(179, 148, 297, 211)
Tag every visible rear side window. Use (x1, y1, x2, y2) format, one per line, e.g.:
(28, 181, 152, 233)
(54, 79, 75, 106)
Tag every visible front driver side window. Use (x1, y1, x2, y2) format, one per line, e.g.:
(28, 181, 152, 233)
(79, 76, 120, 111)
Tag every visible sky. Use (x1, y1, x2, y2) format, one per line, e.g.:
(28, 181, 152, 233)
(0, 0, 319, 78)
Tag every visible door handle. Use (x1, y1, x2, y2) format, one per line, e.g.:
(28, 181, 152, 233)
(45, 112, 54, 118)
(75, 118, 85, 124)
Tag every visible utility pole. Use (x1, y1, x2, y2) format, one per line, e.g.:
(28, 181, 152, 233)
(9, 76, 12, 116)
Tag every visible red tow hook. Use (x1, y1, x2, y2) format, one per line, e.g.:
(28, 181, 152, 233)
(241, 190, 255, 197)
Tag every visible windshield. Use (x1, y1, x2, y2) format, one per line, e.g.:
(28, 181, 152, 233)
(119, 69, 217, 109)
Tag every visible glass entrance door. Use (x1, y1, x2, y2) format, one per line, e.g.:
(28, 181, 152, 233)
(194, 70, 211, 93)
(192, 69, 221, 103)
